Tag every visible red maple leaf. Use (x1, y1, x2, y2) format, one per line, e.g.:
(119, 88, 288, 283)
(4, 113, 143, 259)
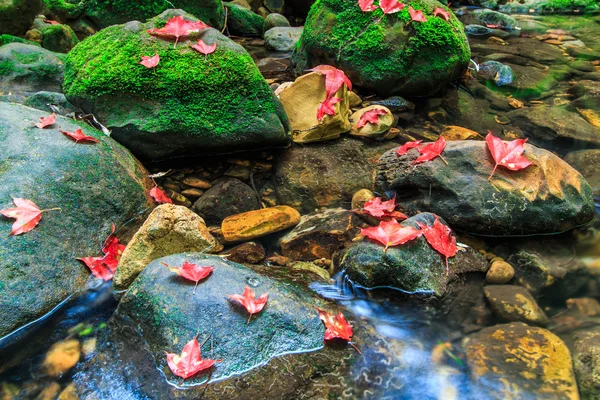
(356, 108, 388, 129)
(309, 65, 352, 93)
(77, 224, 125, 281)
(485, 132, 532, 180)
(358, 0, 378, 11)
(361, 219, 422, 251)
(60, 128, 99, 144)
(380, 0, 405, 14)
(433, 7, 450, 21)
(166, 336, 218, 379)
(362, 196, 407, 221)
(35, 112, 56, 129)
(1, 198, 59, 235)
(77, 256, 114, 281)
(150, 186, 173, 204)
(396, 140, 422, 156)
(229, 286, 269, 323)
(192, 39, 217, 55)
(140, 53, 160, 68)
(148, 16, 210, 48)
(43, 19, 60, 25)
(417, 216, 457, 276)
(316, 97, 341, 121)
(408, 6, 427, 22)
(413, 136, 447, 164)
(162, 261, 213, 294)
(317, 309, 361, 353)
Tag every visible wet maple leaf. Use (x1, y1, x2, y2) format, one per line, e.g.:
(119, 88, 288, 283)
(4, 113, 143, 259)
(59, 128, 99, 144)
(0, 198, 59, 235)
(485, 132, 532, 180)
(317, 309, 361, 353)
(229, 286, 269, 323)
(396, 140, 422, 156)
(362, 196, 407, 221)
(140, 53, 160, 68)
(358, 0, 378, 11)
(77, 224, 125, 281)
(147, 16, 210, 48)
(433, 7, 450, 21)
(413, 136, 447, 164)
(356, 108, 388, 129)
(77, 257, 114, 281)
(192, 39, 217, 55)
(309, 65, 352, 94)
(408, 6, 427, 22)
(162, 261, 213, 294)
(317, 97, 341, 121)
(361, 219, 422, 252)
(166, 336, 218, 379)
(417, 216, 457, 276)
(150, 186, 173, 204)
(35, 112, 56, 129)
(380, 0, 405, 14)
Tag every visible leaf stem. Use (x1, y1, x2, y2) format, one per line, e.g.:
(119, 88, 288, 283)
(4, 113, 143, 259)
(194, 281, 199, 295)
(41, 207, 61, 212)
(439, 155, 448, 166)
(247, 313, 252, 324)
(488, 164, 498, 181)
(350, 342, 362, 355)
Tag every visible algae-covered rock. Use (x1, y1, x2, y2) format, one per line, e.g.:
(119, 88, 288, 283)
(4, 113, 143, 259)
(0, 102, 153, 337)
(483, 285, 547, 325)
(375, 140, 595, 236)
(63, 9, 291, 161)
(292, 0, 470, 96)
(224, 3, 265, 36)
(472, 9, 516, 31)
(41, 23, 79, 53)
(0, 34, 40, 47)
(573, 328, 600, 399)
(0, 0, 42, 35)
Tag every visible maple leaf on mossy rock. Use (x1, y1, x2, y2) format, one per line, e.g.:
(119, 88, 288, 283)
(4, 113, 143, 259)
(229, 286, 269, 323)
(147, 15, 210, 48)
(486, 132, 533, 180)
(166, 336, 219, 379)
(0, 198, 60, 235)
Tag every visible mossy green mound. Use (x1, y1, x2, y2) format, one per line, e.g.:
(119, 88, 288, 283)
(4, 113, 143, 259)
(292, 0, 471, 97)
(63, 9, 291, 161)
(0, 0, 42, 35)
(224, 3, 265, 37)
(42, 24, 79, 53)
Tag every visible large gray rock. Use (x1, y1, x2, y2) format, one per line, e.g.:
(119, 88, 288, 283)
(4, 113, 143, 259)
(0, 0, 42, 35)
(375, 140, 595, 236)
(0, 102, 153, 338)
(564, 149, 600, 193)
(264, 27, 302, 51)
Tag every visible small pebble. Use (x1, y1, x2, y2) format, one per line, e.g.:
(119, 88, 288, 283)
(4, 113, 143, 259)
(181, 188, 204, 198)
(486, 260, 515, 284)
(182, 176, 212, 189)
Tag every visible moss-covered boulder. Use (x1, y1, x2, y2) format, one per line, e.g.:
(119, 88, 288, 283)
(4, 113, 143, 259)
(375, 140, 595, 236)
(41, 23, 79, 53)
(63, 10, 291, 161)
(292, 0, 470, 97)
(224, 3, 265, 36)
(0, 0, 42, 35)
(0, 102, 154, 338)
(0, 34, 40, 47)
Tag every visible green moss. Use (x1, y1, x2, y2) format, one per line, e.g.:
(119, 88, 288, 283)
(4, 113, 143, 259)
(42, 24, 79, 52)
(43, 0, 83, 19)
(224, 3, 265, 36)
(0, 34, 40, 47)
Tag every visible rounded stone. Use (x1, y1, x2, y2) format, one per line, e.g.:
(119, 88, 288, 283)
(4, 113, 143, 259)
(351, 189, 375, 210)
(221, 205, 300, 242)
(41, 23, 79, 53)
(486, 260, 515, 284)
(263, 12, 290, 33)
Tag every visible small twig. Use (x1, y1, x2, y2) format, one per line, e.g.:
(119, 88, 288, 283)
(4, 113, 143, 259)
(221, 6, 228, 34)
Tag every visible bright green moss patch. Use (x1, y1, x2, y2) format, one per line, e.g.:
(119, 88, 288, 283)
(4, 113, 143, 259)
(0, 34, 40, 47)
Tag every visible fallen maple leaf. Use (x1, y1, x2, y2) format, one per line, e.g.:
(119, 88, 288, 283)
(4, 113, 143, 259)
(362, 196, 407, 221)
(417, 216, 457, 276)
(150, 186, 173, 204)
(166, 336, 218, 379)
(317, 309, 361, 353)
(148, 16, 210, 48)
(77, 256, 114, 281)
(35, 113, 56, 129)
(356, 108, 388, 129)
(408, 6, 427, 22)
(396, 140, 422, 156)
(59, 128, 99, 144)
(192, 39, 217, 55)
(77, 224, 125, 281)
(317, 97, 341, 121)
(0, 198, 60, 235)
(361, 219, 422, 252)
(413, 137, 447, 165)
(380, 0, 405, 14)
(162, 261, 213, 294)
(433, 7, 450, 21)
(309, 65, 352, 94)
(140, 53, 160, 68)
(44, 19, 61, 25)
(485, 132, 532, 180)
(229, 286, 268, 323)
(358, 0, 378, 11)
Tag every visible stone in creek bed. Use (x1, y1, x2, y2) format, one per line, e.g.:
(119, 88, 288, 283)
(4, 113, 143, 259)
(182, 176, 212, 189)
(221, 205, 300, 243)
(194, 177, 260, 225)
(220, 241, 266, 263)
(483, 285, 547, 325)
(573, 327, 600, 399)
(180, 188, 204, 198)
(485, 260, 514, 284)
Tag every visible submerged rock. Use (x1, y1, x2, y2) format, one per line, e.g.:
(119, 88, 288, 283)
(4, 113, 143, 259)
(0, 102, 153, 337)
(463, 323, 579, 399)
(63, 9, 291, 161)
(573, 328, 600, 399)
(483, 285, 547, 325)
(564, 149, 600, 193)
(375, 140, 595, 236)
(476, 60, 515, 87)
(292, 0, 470, 97)
(193, 177, 260, 225)
(485, 260, 514, 284)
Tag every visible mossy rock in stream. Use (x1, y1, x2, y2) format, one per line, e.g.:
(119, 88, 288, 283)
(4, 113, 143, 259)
(291, 0, 471, 97)
(63, 9, 291, 161)
(0, 0, 42, 35)
(224, 2, 265, 37)
(0, 102, 154, 338)
(41, 24, 79, 53)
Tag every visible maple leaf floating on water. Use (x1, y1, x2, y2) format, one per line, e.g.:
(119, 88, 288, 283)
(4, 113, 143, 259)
(192, 39, 217, 55)
(413, 136, 447, 164)
(380, 0, 405, 14)
(356, 108, 388, 129)
(417, 216, 457, 276)
(433, 7, 450, 21)
(317, 309, 361, 353)
(362, 196, 407, 221)
(358, 0, 378, 12)
(150, 186, 173, 204)
(147, 16, 210, 49)
(35, 112, 56, 129)
(162, 261, 213, 294)
(77, 224, 125, 281)
(0, 198, 60, 235)
(60, 128, 99, 144)
(361, 219, 422, 252)
(229, 286, 269, 323)
(166, 336, 218, 379)
(408, 6, 427, 22)
(140, 53, 160, 68)
(485, 132, 532, 180)
(396, 140, 422, 156)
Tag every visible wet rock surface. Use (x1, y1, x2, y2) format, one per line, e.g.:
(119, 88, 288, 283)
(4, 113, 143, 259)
(193, 177, 260, 225)
(573, 328, 600, 399)
(221, 205, 300, 242)
(483, 285, 547, 325)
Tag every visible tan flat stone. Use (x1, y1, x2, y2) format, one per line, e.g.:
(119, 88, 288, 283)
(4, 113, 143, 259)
(222, 206, 300, 242)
